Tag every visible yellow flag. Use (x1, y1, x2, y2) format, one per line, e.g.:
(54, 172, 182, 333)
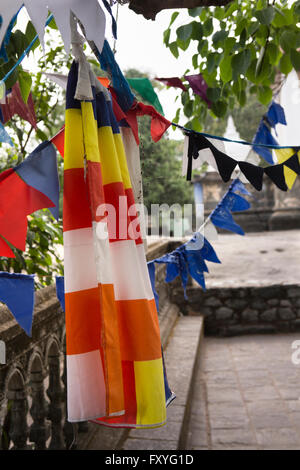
(275, 148, 299, 190)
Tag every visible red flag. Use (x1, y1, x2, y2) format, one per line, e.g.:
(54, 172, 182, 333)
(0, 82, 37, 128)
(155, 77, 187, 92)
(51, 126, 65, 157)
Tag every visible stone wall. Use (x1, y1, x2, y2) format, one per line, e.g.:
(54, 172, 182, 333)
(171, 283, 300, 337)
(0, 239, 181, 450)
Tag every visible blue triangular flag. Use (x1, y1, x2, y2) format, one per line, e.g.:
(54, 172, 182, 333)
(147, 262, 159, 312)
(252, 121, 277, 164)
(55, 276, 65, 312)
(15, 141, 60, 220)
(0, 272, 35, 336)
(0, 122, 13, 146)
(267, 101, 286, 128)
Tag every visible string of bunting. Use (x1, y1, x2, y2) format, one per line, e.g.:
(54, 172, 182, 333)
(183, 129, 300, 192)
(147, 178, 251, 303)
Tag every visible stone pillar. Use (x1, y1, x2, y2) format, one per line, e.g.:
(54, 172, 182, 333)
(269, 177, 300, 230)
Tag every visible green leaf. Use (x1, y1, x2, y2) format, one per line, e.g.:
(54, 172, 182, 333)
(211, 100, 227, 118)
(191, 117, 202, 132)
(188, 7, 203, 17)
(197, 39, 208, 57)
(192, 54, 198, 69)
(235, 18, 247, 37)
(290, 49, 300, 71)
(279, 53, 293, 74)
(279, 30, 297, 52)
(18, 70, 32, 104)
(184, 100, 193, 118)
(206, 87, 221, 103)
(176, 23, 193, 42)
(254, 6, 275, 25)
(231, 49, 252, 80)
(212, 30, 228, 45)
(48, 17, 58, 30)
(203, 18, 213, 37)
(206, 53, 216, 74)
(273, 8, 294, 27)
(224, 3, 239, 18)
(220, 55, 232, 83)
(163, 28, 171, 46)
(191, 22, 203, 40)
(258, 86, 272, 105)
(177, 37, 190, 51)
(266, 42, 280, 65)
(36, 127, 49, 142)
(169, 42, 179, 59)
(25, 21, 40, 52)
(224, 37, 236, 54)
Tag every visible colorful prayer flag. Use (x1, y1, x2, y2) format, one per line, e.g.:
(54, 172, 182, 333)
(64, 61, 168, 427)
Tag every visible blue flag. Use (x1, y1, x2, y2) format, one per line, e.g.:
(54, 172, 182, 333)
(55, 276, 65, 312)
(0, 272, 35, 336)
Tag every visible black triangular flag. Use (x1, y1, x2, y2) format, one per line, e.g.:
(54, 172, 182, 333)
(238, 161, 264, 191)
(264, 164, 288, 191)
(212, 147, 237, 182)
(284, 152, 300, 175)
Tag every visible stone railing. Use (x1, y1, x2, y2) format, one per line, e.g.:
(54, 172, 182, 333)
(0, 239, 181, 450)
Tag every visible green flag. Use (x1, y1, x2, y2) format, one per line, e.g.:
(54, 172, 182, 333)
(127, 77, 164, 115)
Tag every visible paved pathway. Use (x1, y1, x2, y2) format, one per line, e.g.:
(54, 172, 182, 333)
(187, 333, 300, 450)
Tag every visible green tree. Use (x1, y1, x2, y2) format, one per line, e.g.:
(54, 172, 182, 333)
(124, 69, 193, 209)
(164, 1, 300, 131)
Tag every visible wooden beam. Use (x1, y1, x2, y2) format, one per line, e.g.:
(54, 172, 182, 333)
(128, 0, 233, 20)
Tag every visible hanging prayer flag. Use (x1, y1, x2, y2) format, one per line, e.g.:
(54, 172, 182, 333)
(0, 141, 59, 257)
(267, 101, 286, 129)
(51, 126, 65, 158)
(55, 276, 65, 312)
(0, 121, 13, 146)
(1, 82, 37, 129)
(155, 77, 187, 92)
(184, 74, 212, 107)
(0, 0, 107, 55)
(275, 148, 300, 190)
(0, 272, 35, 336)
(183, 131, 299, 192)
(64, 61, 168, 427)
(127, 77, 164, 115)
(98, 40, 135, 113)
(252, 120, 277, 164)
(210, 179, 250, 235)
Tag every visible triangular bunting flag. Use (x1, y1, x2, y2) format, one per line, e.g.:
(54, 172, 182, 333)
(264, 164, 288, 191)
(0, 272, 35, 336)
(284, 152, 300, 175)
(55, 276, 65, 312)
(238, 160, 264, 191)
(212, 147, 237, 182)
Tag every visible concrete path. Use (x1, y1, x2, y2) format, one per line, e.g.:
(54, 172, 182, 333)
(187, 333, 300, 450)
(203, 229, 300, 288)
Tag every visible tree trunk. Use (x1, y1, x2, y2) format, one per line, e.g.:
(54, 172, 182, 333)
(128, 0, 233, 20)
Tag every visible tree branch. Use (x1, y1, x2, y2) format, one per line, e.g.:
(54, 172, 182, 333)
(128, 0, 234, 20)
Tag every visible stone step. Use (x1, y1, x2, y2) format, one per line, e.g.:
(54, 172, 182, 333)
(120, 315, 205, 450)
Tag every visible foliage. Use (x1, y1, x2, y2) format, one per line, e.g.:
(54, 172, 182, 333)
(139, 116, 192, 210)
(164, 0, 300, 131)
(205, 90, 268, 142)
